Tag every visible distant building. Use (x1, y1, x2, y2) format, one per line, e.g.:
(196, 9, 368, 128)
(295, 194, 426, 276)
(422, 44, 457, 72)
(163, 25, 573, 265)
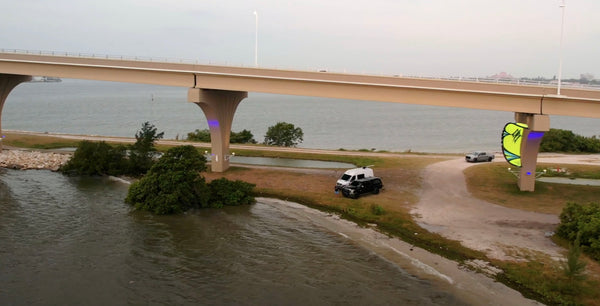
(488, 72, 515, 80)
(30, 76, 62, 82)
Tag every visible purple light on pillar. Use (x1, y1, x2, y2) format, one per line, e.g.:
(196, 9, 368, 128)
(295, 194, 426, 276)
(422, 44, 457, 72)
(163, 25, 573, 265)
(207, 120, 220, 128)
(527, 131, 545, 140)
(527, 171, 532, 175)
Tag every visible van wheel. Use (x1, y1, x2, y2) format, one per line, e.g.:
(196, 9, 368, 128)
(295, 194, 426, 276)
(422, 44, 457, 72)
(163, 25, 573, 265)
(488, 157, 493, 162)
(373, 188, 379, 194)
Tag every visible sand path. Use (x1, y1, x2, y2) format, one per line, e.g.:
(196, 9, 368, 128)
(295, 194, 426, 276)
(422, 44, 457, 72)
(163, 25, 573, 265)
(412, 154, 600, 260)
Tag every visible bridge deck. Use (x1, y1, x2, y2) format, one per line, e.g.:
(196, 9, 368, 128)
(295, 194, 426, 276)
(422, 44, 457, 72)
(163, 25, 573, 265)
(2, 52, 600, 118)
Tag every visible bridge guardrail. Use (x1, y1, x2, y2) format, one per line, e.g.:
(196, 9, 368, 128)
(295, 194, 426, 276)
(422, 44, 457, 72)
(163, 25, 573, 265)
(1, 48, 599, 91)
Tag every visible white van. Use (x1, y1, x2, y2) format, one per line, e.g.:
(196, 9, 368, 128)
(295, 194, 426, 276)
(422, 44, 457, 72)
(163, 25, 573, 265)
(335, 166, 374, 191)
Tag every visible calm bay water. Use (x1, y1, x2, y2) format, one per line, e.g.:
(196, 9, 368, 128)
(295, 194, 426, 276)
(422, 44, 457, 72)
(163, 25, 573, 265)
(0, 169, 465, 305)
(4, 79, 598, 153)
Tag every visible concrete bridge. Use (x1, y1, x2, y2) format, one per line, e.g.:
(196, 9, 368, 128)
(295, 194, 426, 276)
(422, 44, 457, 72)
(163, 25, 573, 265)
(1, 50, 600, 191)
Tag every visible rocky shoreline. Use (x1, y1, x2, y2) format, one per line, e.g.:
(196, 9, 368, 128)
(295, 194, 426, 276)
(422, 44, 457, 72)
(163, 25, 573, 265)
(0, 149, 71, 171)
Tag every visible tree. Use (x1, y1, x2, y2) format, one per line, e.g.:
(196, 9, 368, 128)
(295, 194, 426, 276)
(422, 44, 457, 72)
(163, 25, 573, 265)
(127, 122, 164, 175)
(563, 235, 587, 284)
(125, 145, 210, 214)
(263, 122, 304, 147)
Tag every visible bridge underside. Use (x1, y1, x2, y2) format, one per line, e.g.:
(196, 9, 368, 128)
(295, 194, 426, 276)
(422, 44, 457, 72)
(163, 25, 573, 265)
(514, 113, 550, 192)
(188, 88, 247, 172)
(0, 74, 32, 151)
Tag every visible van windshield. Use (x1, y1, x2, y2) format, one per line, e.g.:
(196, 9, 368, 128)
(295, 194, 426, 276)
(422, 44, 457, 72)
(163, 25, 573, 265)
(341, 174, 351, 180)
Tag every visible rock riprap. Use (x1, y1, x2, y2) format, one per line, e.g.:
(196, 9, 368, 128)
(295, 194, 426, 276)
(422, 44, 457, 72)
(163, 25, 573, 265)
(0, 149, 71, 171)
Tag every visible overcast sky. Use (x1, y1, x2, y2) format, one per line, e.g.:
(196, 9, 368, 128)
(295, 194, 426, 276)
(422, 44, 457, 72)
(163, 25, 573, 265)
(2, 0, 598, 78)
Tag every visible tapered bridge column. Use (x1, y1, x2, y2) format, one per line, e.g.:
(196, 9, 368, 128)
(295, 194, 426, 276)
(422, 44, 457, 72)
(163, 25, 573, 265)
(188, 88, 247, 172)
(515, 113, 550, 192)
(0, 74, 32, 151)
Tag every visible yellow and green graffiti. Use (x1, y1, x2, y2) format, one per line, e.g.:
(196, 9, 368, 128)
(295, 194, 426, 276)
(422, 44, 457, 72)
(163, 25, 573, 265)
(502, 122, 528, 167)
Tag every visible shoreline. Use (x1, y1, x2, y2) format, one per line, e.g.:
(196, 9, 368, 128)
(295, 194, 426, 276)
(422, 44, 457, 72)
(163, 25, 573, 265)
(260, 198, 540, 305)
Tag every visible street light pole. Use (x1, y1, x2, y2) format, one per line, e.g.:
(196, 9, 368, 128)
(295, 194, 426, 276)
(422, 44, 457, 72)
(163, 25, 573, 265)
(557, 0, 566, 95)
(254, 10, 258, 67)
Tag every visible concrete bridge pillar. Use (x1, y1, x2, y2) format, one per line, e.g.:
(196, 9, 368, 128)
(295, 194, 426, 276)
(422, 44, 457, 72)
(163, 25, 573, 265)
(0, 74, 32, 151)
(514, 113, 550, 192)
(188, 88, 247, 172)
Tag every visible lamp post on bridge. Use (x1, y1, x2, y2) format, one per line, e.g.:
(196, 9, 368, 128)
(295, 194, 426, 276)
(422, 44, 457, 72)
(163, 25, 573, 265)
(254, 10, 258, 67)
(557, 0, 566, 95)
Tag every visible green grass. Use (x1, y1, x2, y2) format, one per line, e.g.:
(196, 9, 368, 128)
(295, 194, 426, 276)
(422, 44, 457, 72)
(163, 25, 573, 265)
(3, 133, 81, 149)
(493, 255, 600, 305)
(465, 163, 600, 215)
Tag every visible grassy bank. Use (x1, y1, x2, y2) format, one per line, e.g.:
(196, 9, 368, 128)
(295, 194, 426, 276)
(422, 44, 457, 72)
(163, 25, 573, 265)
(465, 162, 600, 215)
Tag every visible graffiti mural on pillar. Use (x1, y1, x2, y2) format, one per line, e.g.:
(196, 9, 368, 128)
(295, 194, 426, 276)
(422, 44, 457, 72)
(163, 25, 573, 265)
(501, 122, 528, 167)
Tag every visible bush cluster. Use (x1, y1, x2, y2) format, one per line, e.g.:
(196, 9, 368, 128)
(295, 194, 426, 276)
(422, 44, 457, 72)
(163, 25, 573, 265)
(187, 122, 304, 147)
(540, 129, 600, 153)
(187, 129, 257, 144)
(207, 178, 256, 208)
(556, 202, 600, 261)
(60, 122, 163, 177)
(125, 145, 255, 215)
(60, 141, 128, 176)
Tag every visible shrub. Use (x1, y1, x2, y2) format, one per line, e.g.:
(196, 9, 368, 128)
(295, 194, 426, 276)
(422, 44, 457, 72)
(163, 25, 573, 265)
(208, 178, 256, 208)
(230, 129, 257, 144)
(557, 202, 600, 261)
(125, 145, 210, 214)
(187, 129, 211, 142)
(540, 129, 600, 153)
(371, 204, 385, 215)
(60, 141, 127, 176)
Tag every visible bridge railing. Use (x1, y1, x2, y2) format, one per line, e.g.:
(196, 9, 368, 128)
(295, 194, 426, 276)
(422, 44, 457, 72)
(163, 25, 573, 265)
(0, 48, 213, 65)
(2, 48, 599, 91)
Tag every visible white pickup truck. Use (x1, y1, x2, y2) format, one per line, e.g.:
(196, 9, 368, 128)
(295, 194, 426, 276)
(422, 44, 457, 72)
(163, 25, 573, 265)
(465, 151, 495, 162)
